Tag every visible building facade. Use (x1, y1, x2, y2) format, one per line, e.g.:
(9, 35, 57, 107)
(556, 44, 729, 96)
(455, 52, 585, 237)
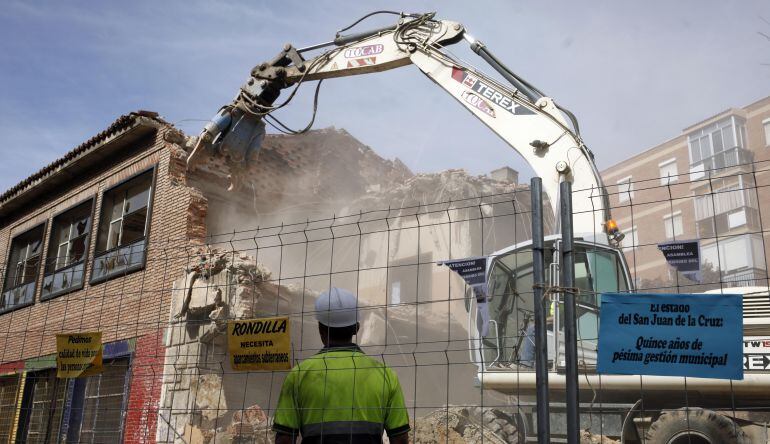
(602, 95, 770, 290)
(0, 111, 200, 443)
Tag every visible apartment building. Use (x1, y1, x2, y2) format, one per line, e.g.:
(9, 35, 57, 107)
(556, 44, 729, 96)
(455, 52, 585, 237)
(602, 95, 770, 289)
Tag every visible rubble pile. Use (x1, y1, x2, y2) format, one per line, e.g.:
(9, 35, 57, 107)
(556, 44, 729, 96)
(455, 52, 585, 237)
(580, 430, 621, 444)
(409, 407, 517, 444)
(349, 168, 522, 212)
(186, 128, 415, 230)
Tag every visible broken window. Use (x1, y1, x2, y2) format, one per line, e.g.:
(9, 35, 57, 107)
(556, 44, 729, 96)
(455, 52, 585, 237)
(66, 358, 129, 443)
(42, 200, 93, 299)
(17, 369, 67, 444)
(92, 169, 153, 283)
(2, 224, 45, 312)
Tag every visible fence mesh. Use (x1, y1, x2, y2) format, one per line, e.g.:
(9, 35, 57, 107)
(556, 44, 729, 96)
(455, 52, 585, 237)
(0, 156, 769, 444)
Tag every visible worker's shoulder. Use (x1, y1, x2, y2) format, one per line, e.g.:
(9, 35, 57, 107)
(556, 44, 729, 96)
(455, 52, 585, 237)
(295, 347, 390, 368)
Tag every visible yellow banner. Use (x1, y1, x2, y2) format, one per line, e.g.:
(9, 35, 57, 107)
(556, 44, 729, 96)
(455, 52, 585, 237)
(228, 317, 291, 371)
(56, 332, 103, 378)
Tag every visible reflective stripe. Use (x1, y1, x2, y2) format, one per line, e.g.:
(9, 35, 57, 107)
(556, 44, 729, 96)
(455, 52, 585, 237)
(302, 421, 384, 437)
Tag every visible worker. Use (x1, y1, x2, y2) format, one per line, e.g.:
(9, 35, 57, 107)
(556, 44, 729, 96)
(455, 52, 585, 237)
(273, 287, 411, 444)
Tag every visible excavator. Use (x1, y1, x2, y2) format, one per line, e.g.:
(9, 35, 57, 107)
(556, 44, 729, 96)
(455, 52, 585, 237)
(186, 11, 770, 444)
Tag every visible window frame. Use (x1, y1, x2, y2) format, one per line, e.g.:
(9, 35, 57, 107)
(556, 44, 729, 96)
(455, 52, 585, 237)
(15, 368, 67, 444)
(0, 374, 22, 443)
(663, 211, 684, 240)
(658, 158, 678, 185)
(89, 166, 157, 286)
(1, 222, 47, 315)
(616, 176, 633, 203)
(66, 357, 131, 443)
(763, 118, 770, 147)
(41, 197, 96, 301)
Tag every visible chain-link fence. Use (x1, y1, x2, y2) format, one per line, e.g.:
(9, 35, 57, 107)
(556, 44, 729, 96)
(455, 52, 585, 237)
(0, 156, 769, 443)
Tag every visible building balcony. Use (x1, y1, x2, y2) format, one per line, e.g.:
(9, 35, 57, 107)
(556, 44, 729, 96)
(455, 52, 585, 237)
(721, 268, 768, 288)
(689, 146, 754, 181)
(696, 206, 761, 239)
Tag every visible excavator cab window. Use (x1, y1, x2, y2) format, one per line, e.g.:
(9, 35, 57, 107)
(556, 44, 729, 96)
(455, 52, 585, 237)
(479, 241, 630, 369)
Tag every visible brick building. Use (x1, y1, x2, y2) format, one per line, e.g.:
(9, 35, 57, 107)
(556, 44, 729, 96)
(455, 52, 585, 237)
(0, 112, 203, 443)
(602, 95, 770, 289)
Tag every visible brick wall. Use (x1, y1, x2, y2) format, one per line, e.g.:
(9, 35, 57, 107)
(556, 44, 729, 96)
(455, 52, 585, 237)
(124, 330, 166, 444)
(0, 124, 207, 364)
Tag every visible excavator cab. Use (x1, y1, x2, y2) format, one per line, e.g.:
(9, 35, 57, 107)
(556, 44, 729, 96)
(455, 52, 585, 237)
(470, 236, 631, 373)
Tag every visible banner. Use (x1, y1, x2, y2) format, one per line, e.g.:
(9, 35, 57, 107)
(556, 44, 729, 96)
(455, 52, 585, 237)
(658, 240, 701, 283)
(228, 317, 291, 371)
(597, 293, 743, 380)
(56, 332, 103, 378)
(439, 257, 490, 336)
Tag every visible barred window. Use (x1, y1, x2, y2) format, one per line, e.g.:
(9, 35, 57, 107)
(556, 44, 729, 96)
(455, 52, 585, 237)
(0, 375, 21, 443)
(67, 358, 130, 443)
(18, 370, 67, 444)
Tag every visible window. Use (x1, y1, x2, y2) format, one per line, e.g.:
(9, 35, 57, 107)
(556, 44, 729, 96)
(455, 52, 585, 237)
(67, 358, 129, 443)
(0, 375, 21, 443)
(92, 170, 154, 283)
(42, 200, 93, 299)
(17, 370, 67, 444)
(764, 118, 770, 147)
(701, 234, 762, 273)
(2, 224, 45, 312)
(693, 180, 756, 221)
(659, 158, 678, 185)
(688, 116, 750, 178)
(621, 226, 639, 252)
(663, 212, 683, 239)
(617, 176, 633, 203)
(485, 243, 628, 368)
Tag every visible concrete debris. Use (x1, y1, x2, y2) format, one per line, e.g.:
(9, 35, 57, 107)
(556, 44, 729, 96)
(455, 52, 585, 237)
(349, 168, 521, 211)
(226, 404, 270, 441)
(176, 249, 276, 323)
(187, 127, 414, 230)
(190, 373, 228, 422)
(580, 430, 620, 444)
(408, 407, 516, 444)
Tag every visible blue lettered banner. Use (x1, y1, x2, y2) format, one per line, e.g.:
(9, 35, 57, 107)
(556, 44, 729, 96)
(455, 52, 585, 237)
(597, 293, 743, 380)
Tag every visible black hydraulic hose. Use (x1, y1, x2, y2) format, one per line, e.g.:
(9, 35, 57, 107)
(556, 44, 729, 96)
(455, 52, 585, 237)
(333, 24, 397, 46)
(469, 41, 543, 103)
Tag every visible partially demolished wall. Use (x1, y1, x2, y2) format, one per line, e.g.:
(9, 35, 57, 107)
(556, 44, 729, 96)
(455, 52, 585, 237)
(158, 127, 552, 443)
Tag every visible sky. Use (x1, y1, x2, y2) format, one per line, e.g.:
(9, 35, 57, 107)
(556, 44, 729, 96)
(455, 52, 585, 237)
(0, 0, 768, 193)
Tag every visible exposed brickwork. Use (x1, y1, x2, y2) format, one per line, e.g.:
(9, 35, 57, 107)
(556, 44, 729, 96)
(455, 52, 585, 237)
(124, 330, 165, 444)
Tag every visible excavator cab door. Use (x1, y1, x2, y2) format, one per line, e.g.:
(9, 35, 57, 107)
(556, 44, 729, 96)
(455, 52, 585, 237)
(472, 239, 631, 371)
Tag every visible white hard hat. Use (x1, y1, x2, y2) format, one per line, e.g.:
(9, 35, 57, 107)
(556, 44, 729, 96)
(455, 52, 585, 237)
(315, 287, 359, 328)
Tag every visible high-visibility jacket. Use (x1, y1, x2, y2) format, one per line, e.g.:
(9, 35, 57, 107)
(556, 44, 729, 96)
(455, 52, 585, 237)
(273, 344, 410, 443)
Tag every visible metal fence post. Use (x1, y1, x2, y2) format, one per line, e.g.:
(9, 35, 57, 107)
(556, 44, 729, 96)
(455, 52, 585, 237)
(531, 177, 550, 443)
(560, 180, 580, 444)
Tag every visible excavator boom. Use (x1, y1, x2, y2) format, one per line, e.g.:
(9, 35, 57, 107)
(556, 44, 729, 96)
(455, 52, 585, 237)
(186, 11, 622, 245)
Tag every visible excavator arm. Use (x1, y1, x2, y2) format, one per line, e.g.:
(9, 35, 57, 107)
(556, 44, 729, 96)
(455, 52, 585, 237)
(186, 12, 622, 244)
